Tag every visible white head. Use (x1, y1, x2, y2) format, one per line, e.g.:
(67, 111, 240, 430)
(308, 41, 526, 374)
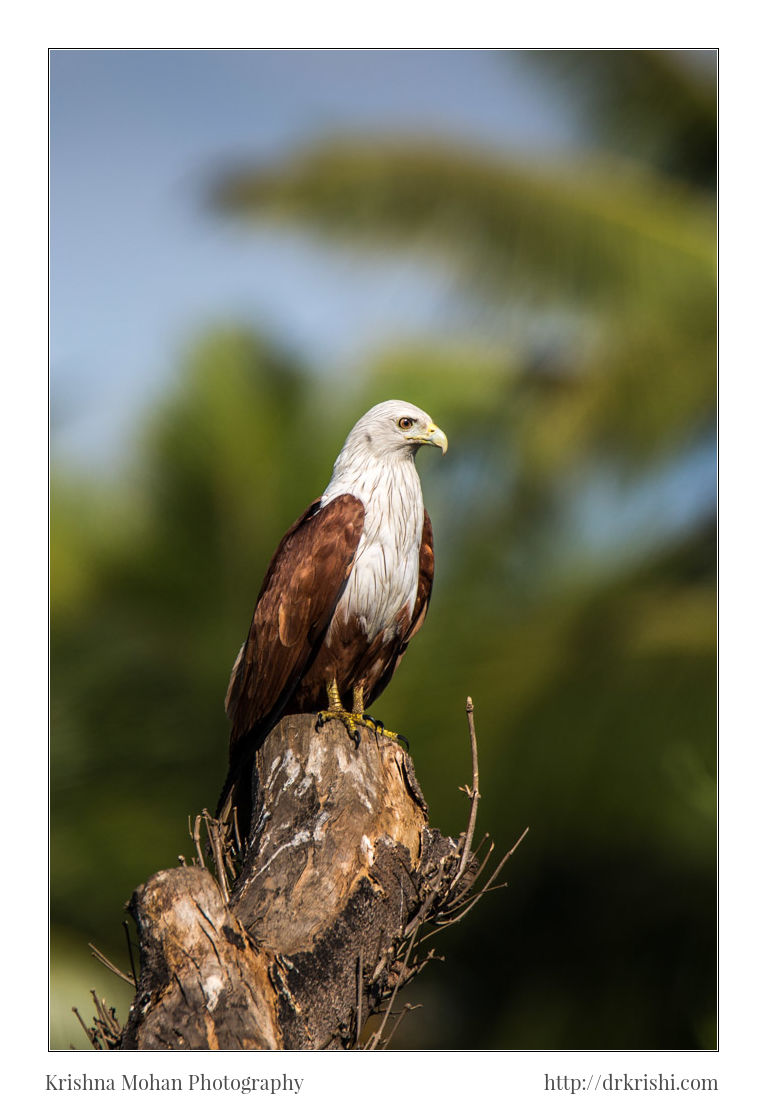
(321, 400, 447, 507)
(339, 400, 448, 463)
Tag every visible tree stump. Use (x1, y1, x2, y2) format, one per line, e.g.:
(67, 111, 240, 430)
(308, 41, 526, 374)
(110, 705, 521, 1050)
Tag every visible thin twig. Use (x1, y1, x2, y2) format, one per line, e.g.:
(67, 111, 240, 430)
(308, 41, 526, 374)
(88, 943, 135, 987)
(450, 696, 481, 893)
(466, 831, 491, 875)
(91, 991, 107, 1024)
(369, 927, 388, 984)
(425, 827, 529, 938)
(231, 806, 242, 856)
(429, 837, 496, 923)
(366, 923, 421, 1050)
(451, 835, 495, 904)
(477, 827, 528, 892)
(379, 1002, 423, 1049)
(203, 809, 230, 902)
(403, 858, 447, 938)
(122, 920, 138, 988)
(72, 1007, 99, 1049)
(91, 991, 123, 1048)
(191, 814, 205, 869)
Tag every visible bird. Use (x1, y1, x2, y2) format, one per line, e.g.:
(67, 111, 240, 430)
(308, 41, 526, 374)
(217, 399, 447, 840)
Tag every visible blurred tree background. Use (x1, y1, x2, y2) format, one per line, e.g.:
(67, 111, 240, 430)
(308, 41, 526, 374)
(51, 50, 715, 1050)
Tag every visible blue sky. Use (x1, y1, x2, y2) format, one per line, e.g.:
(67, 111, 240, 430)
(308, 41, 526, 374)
(51, 49, 583, 467)
(50, 49, 715, 566)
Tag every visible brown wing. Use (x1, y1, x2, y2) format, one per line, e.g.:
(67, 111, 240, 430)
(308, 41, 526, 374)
(225, 493, 365, 749)
(218, 493, 364, 826)
(403, 508, 434, 645)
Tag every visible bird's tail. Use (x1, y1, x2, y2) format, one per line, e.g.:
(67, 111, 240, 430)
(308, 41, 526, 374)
(215, 750, 256, 849)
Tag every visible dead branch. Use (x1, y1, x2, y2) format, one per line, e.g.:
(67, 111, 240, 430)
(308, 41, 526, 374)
(78, 699, 524, 1050)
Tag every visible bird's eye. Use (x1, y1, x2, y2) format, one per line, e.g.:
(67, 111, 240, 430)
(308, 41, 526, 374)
(398, 417, 414, 430)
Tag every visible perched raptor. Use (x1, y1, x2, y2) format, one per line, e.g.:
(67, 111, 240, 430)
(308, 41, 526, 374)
(217, 400, 447, 837)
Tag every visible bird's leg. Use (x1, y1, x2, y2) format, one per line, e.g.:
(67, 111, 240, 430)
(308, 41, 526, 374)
(359, 686, 384, 734)
(316, 679, 363, 746)
(328, 678, 345, 712)
(316, 681, 408, 750)
(356, 686, 408, 747)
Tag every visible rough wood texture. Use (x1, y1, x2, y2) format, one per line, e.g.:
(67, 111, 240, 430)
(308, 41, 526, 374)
(112, 704, 525, 1052)
(120, 867, 281, 1050)
(232, 715, 456, 1048)
(235, 714, 431, 947)
(119, 714, 463, 1050)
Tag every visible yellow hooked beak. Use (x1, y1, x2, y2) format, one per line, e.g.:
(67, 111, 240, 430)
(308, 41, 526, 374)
(417, 422, 448, 455)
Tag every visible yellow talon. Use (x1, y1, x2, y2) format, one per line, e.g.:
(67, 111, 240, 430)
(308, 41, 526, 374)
(315, 681, 408, 749)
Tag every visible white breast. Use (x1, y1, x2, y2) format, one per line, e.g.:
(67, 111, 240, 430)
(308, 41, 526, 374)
(321, 457, 424, 643)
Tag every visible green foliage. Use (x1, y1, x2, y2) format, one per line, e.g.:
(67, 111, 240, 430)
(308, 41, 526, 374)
(524, 50, 717, 187)
(213, 140, 714, 308)
(51, 327, 715, 1049)
(212, 134, 714, 479)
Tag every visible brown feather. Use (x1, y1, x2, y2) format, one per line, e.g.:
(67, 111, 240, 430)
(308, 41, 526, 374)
(218, 495, 364, 822)
(226, 494, 364, 737)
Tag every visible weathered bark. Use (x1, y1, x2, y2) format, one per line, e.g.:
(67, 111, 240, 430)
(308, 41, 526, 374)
(120, 867, 281, 1050)
(119, 714, 464, 1050)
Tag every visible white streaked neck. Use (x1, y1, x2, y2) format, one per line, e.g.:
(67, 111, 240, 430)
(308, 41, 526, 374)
(320, 443, 422, 517)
